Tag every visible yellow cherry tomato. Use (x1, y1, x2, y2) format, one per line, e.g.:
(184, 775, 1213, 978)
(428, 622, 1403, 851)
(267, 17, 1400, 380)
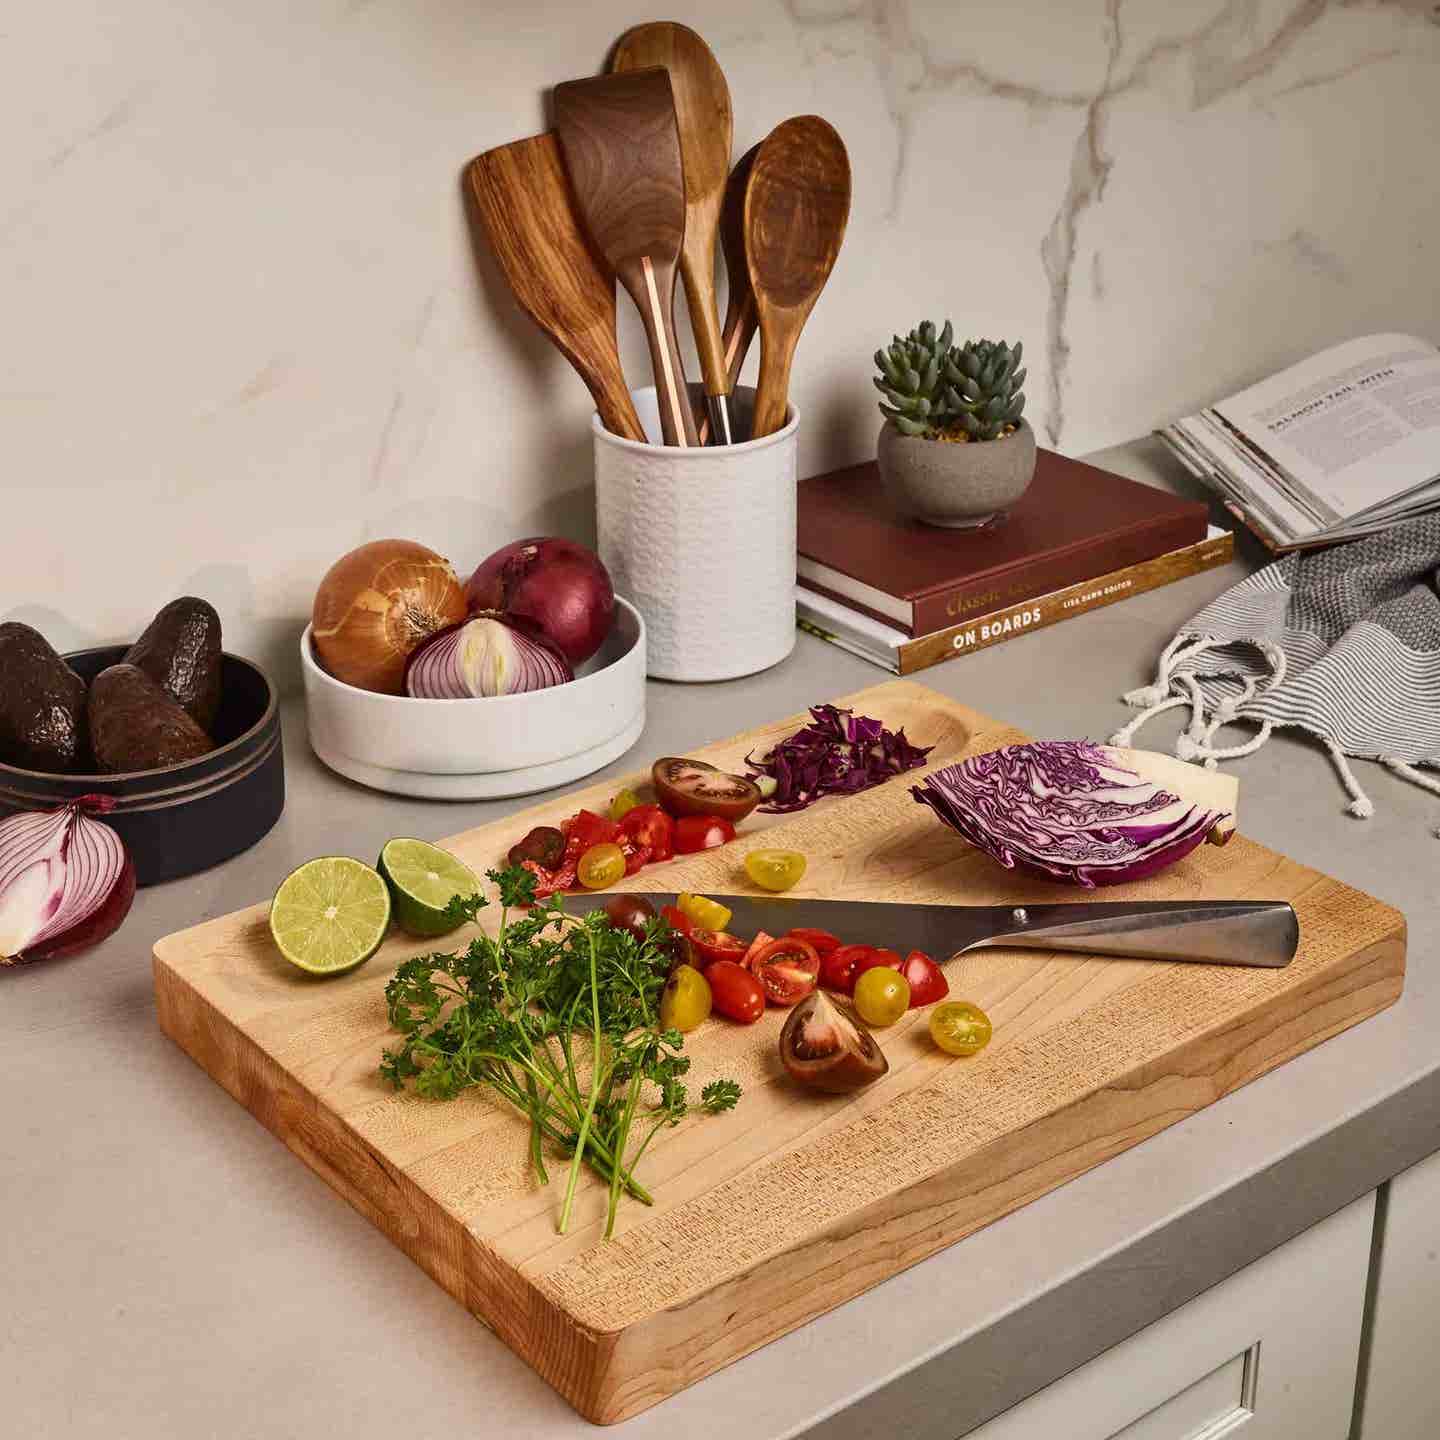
(743, 848, 807, 893)
(929, 1000, 993, 1057)
(577, 842, 626, 890)
(659, 963, 712, 1032)
(609, 787, 642, 822)
(677, 892, 732, 932)
(854, 966, 909, 1026)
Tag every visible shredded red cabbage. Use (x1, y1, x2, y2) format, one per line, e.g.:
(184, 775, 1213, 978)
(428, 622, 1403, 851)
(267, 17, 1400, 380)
(746, 704, 934, 813)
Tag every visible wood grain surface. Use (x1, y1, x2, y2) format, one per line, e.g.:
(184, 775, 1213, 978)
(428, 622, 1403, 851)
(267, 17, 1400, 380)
(153, 680, 1405, 1425)
(465, 134, 643, 443)
(554, 69, 698, 447)
(612, 23, 733, 411)
(746, 116, 851, 438)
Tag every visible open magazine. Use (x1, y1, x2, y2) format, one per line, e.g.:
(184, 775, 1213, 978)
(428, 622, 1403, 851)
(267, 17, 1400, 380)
(1159, 333, 1440, 550)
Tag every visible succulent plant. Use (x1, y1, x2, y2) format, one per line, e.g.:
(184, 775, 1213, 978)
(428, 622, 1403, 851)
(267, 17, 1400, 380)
(874, 322, 1026, 442)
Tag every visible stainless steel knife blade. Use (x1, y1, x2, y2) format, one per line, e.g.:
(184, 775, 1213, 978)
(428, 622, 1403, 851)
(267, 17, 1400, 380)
(561, 893, 1299, 969)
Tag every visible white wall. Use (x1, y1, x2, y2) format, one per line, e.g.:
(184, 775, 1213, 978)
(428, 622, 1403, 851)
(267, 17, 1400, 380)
(5, 0, 1439, 685)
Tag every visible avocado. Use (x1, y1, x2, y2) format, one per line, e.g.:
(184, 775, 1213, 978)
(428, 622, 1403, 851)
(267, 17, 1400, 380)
(89, 664, 214, 773)
(0, 622, 88, 772)
(124, 597, 222, 731)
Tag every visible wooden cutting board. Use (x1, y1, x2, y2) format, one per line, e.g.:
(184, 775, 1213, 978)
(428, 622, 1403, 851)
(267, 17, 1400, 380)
(153, 680, 1405, 1425)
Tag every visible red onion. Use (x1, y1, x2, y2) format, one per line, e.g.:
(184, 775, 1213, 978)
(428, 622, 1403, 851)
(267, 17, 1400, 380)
(0, 796, 136, 966)
(465, 538, 615, 666)
(404, 614, 572, 699)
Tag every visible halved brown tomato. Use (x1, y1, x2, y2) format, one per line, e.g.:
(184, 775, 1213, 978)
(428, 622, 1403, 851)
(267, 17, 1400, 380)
(652, 757, 762, 822)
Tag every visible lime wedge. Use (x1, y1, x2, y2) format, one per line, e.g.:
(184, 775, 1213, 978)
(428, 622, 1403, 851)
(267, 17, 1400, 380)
(377, 838, 480, 938)
(270, 857, 392, 975)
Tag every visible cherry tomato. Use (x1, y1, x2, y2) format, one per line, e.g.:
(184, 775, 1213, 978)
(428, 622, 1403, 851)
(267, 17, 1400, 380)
(854, 967, 909, 1027)
(690, 929, 748, 969)
(519, 855, 577, 899)
(577, 842, 626, 890)
(786, 927, 841, 956)
(678, 892, 732, 932)
(747, 937, 820, 1006)
(741, 931, 775, 969)
(609, 787, 642, 822)
(820, 943, 876, 995)
(602, 893, 656, 942)
(508, 825, 565, 871)
(619, 803, 674, 863)
(851, 948, 904, 983)
(706, 960, 765, 1024)
(673, 814, 736, 854)
(659, 904, 693, 937)
(618, 836, 650, 875)
(659, 964, 712, 1032)
(929, 1000, 992, 1056)
(898, 950, 949, 1008)
(743, 848, 808, 892)
(567, 808, 621, 851)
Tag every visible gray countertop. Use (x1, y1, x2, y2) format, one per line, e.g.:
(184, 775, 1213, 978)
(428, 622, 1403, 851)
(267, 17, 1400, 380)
(6, 438, 1438, 1439)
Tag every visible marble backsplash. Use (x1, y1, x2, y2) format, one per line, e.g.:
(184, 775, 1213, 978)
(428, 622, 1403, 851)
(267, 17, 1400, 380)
(4, 0, 1439, 683)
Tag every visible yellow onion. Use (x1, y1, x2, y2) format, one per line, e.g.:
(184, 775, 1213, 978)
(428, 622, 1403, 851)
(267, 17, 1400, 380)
(311, 539, 467, 694)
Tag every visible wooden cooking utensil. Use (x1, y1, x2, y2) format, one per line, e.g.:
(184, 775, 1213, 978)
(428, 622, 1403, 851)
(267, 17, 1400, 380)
(699, 143, 759, 442)
(745, 115, 852, 439)
(612, 22, 735, 445)
(553, 68, 698, 447)
(465, 134, 644, 443)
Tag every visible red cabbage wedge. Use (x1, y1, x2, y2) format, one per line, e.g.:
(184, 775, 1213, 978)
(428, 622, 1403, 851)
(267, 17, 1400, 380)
(912, 741, 1237, 888)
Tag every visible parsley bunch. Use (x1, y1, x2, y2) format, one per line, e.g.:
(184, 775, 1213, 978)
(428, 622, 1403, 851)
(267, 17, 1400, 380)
(380, 866, 741, 1238)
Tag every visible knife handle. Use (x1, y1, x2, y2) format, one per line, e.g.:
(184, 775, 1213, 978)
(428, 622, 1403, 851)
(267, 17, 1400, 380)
(968, 901, 1299, 969)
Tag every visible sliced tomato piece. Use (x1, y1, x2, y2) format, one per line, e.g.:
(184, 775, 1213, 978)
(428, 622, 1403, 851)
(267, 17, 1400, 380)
(785, 926, 841, 956)
(566, 808, 621, 851)
(820, 943, 877, 995)
(741, 930, 775, 969)
(673, 814, 736, 854)
(618, 803, 674, 863)
(747, 936, 820, 1006)
(519, 856, 577, 900)
(690, 928, 748, 969)
(618, 837, 651, 876)
(899, 949, 949, 1008)
(659, 904, 694, 937)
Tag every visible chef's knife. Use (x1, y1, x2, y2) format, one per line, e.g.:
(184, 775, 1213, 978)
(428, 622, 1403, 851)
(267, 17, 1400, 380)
(562, 894, 1299, 969)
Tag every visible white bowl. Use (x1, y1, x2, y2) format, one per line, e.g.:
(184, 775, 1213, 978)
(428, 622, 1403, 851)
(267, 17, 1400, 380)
(300, 597, 646, 799)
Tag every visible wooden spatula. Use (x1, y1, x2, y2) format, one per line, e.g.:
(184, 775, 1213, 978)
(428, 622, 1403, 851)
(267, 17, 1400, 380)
(699, 144, 759, 442)
(746, 116, 852, 439)
(554, 68, 698, 447)
(465, 134, 644, 443)
(612, 22, 735, 445)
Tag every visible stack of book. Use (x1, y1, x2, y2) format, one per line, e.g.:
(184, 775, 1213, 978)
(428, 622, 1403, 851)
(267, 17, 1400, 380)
(795, 452, 1233, 675)
(1158, 332, 1440, 552)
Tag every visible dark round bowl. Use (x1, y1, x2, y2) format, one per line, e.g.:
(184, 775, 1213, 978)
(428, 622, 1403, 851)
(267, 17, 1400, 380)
(0, 646, 285, 887)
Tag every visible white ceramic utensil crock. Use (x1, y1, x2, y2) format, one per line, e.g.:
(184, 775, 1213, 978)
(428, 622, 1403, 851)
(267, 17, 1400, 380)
(594, 385, 799, 682)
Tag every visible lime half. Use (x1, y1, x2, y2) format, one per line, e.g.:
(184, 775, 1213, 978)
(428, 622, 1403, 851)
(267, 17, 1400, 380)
(270, 857, 392, 975)
(377, 838, 480, 937)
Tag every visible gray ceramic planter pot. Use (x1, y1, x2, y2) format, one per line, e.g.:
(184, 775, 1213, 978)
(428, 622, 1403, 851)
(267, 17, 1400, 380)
(877, 418, 1037, 529)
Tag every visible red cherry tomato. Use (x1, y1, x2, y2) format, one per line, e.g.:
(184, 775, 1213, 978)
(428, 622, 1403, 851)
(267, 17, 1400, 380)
(747, 937, 820, 1006)
(690, 929, 748, 969)
(899, 949, 949, 1008)
(660, 904, 694, 937)
(618, 837, 651, 875)
(741, 931, 776, 969)
(618, 804, 674, 863)
(851, 948, 904, 983)
(673, 814, 736, 855)
(785, 927, 841, 956)
(706, 960, 766, 1024)
(566, 808, 621, 851)
(820, 943, 878, 995)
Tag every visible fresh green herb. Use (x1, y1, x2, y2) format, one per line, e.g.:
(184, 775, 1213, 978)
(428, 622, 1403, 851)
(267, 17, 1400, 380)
(380, 864, 742, 1238)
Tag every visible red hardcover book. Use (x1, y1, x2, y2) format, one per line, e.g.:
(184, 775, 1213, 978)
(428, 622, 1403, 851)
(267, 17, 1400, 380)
(797, 451, 1209, 636)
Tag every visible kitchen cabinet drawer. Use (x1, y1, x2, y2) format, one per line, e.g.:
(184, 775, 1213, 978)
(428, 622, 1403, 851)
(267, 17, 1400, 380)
(1355, 1148, 1440, 1439)
(959, 1192, 1374, 1440)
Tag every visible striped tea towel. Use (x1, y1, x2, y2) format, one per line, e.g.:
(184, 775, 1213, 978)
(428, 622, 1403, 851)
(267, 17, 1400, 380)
(1111, 513, 1440, 828)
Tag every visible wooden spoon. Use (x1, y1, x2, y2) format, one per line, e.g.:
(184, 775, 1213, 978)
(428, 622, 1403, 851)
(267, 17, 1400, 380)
(554, 68, 699, 447)
(612, 22, 735, 445)
(699, 144, 759, 442)
(746, 116, 852, 439)
(466, 133, 644, 443)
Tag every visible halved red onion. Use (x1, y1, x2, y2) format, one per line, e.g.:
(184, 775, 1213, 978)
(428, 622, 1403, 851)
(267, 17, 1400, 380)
(0, 796, 136, 966)
(403, 614, 573, 699)
(912, 741, 1238, 888)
